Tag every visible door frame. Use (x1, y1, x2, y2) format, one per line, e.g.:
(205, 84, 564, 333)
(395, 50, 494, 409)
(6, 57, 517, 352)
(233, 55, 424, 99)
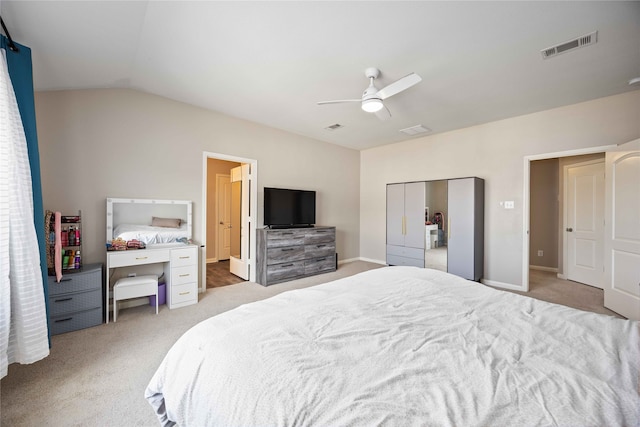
(215, 173, 231, 263)
(562, 159, 604, 287)
(202, 152, 258, 292)
(522, 144, 615, 292)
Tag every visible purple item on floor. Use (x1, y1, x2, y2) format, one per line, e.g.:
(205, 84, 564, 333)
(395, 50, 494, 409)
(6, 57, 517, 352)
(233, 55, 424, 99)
(149, 283, 166, 306)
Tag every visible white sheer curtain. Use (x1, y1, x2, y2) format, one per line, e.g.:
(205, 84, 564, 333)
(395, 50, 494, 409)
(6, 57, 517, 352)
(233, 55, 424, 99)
(0, 48, 49, 378)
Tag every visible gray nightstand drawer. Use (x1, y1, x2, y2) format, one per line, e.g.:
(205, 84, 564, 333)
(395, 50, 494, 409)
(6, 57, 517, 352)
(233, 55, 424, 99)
(49, 288, 102, 316)
(50, 308, 102, 335)
(48, 263, 102, 296)
(267, 246, 305, 264)
(267, 261, 304, 282)
(305, 256, 335, 275)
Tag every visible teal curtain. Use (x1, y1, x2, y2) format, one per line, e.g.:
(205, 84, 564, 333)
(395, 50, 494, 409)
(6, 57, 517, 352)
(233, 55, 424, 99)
(1, 35, 50, 344)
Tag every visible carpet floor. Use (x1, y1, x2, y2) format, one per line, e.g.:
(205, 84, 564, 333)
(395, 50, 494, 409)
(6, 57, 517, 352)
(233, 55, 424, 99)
(0, 262, 621, 426)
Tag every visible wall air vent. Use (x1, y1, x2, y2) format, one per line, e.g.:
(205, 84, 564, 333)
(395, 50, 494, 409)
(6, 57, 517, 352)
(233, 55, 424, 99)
(324, 123, 343, 131)
(541, 31, 598, 59)
(399, 125, 431, 136)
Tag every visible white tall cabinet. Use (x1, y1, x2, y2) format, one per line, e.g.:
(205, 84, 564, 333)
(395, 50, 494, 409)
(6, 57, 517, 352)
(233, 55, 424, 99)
(386, 182, 426, 267)
(447, 177, 484, 281)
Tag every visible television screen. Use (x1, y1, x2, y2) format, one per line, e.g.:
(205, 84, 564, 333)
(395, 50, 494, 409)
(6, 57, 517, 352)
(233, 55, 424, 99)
(264, 187, 316, 227)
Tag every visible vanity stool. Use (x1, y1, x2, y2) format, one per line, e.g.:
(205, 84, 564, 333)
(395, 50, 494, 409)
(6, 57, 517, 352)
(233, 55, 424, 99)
(113, 275, 158, 322)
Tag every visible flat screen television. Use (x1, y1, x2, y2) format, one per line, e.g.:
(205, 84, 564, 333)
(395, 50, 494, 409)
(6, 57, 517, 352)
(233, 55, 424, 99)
(264, 187, 316, 228)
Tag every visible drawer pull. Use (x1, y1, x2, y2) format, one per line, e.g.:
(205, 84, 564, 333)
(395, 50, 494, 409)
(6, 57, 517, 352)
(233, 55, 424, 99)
(59, 278, 72, 282)
(136, 256, 148, 260)
(179, 256, 190, 259)
(54, 297, 73, 303)
(281, 264, 294, 267)
(55, 317, 73, 323)
(179, 273, 190, 277)
(315, 230, 328, 233)
(179, 291, 190, 296)
(281, 248, 294, 251)
(316, 244, 326, 248)
(282, 232, 293, 235)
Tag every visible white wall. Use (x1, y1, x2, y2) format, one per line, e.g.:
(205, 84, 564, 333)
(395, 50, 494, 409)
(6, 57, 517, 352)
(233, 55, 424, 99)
(35, 89, 361, 268)
(360, 91, 640, 288)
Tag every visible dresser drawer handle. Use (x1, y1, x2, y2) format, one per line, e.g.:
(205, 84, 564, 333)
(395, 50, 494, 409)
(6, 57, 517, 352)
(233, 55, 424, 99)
(315, 230, 328, 233)
(179, 273, 190, 277)
(281, 232, 293, 235)
(59, 278, 72, 282)
(281, 264, 294, 267)
(281, 248, 294, 251)
(179, 256, 190, 259)
(136, 256, 148, 260)
(179, 291, 190, 296)
(316, 244, 326, 248)
(55, 317, 73, 323)
(54, 297, 73, 303)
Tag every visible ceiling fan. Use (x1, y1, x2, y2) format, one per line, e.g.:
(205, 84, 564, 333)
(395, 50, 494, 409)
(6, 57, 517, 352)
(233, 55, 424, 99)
(317, 67, 422, 121)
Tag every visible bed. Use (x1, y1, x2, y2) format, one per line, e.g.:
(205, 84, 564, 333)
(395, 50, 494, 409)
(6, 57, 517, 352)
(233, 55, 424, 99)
(112, 223, 189, 245)
(145, 266, 640, 426)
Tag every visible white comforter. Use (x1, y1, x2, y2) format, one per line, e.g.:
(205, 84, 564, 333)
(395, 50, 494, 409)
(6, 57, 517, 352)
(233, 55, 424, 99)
(145, 267, 640, 426)
(113, 223, 189, 245)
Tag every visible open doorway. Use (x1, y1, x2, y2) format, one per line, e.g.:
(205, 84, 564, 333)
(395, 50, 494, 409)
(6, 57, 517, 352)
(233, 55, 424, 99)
(202, 152, 258, 291)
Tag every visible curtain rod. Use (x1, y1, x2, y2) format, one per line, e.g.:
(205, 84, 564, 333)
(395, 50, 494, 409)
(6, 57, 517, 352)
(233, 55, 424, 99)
(0, 15, 19, 52)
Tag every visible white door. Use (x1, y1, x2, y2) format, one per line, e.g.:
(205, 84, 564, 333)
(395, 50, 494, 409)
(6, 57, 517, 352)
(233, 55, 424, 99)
(230, 164, 251, 280)
(216, 175, 231, 261)
(604, 139, 640, 320)
(566, 161, 605, 288)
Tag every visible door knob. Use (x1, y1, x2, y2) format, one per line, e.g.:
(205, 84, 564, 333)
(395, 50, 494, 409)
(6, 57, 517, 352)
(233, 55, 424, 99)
(566, 227, 573, 232)
(219, 221, 224, 225)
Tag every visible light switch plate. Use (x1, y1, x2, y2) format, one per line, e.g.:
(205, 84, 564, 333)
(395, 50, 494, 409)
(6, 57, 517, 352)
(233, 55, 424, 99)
(505, 201, 515, 209)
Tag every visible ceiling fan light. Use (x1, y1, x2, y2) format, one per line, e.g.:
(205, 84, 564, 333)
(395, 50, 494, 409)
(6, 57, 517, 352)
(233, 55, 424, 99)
(362, 98, 383, 113)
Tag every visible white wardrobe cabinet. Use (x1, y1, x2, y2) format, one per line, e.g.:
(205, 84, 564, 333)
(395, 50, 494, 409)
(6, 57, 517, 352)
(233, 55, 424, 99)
(386, 182, 426, 267)
(447, 177, 484, 281)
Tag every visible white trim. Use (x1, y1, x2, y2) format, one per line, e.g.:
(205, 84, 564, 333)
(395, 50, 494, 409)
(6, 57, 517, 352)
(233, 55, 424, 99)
(356, 257, 388, 265)
(522, 144, 615, 294)
(557, 273, 567, 280)
(561, 158, 605, 285)
(202, 152, 258, 294)
(206, 257, 218, 264)
(482, 278, 524, 291)
(529, 265, 558, 273)
(337, 257, 361, 265)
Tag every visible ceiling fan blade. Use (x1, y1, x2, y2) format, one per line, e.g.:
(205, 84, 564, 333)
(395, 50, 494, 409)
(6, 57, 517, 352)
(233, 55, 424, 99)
(374, 105, 391, 121)
(376, 73, 422, 100)
(317, 99, 361, 105)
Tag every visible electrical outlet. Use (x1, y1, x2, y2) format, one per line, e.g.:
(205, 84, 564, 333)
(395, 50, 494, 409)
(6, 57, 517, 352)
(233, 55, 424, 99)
(505, 201, 515, 209)
(537, 250, 543, 257)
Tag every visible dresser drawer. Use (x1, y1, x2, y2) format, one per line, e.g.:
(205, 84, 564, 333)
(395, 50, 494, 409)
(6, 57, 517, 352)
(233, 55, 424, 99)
(49, 288, 101, 316)
(171, 282, 198, 305)
(305, 228, 335, 245)
(266, 229, 305, 248)
(50, 307, 102, 335)
(304, 256, 335, 275)
(266, 246, 305, 265)
(386, 244, 424, 260)
(48, 264, 102, 296)
(108, 249, 170, 268)
(305, 242, 335, 259)
(172, 265, 197, 286)
(386, 254, 425, 268)
(266, 261, 304, 282)
(171, 247, 198, 267)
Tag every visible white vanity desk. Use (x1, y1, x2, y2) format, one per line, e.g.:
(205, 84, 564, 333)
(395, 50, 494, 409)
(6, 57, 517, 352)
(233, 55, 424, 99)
(105, 198, 198, 324)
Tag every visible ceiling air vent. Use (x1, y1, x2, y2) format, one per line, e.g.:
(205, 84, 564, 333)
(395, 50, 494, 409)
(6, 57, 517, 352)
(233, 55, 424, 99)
(400, 125, 431, 136)
(324, 123, 343, 131)
(541, 31, 598, 59)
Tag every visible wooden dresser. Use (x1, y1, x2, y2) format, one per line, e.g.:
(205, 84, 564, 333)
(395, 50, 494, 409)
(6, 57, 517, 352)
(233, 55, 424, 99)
(257, 226, 336, 286)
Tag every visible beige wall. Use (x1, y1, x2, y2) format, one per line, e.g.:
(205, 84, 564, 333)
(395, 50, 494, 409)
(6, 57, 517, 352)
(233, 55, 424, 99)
(360, 91, 640, 288)
(529, 159, 558, 269)
(35, 89, 361, 269)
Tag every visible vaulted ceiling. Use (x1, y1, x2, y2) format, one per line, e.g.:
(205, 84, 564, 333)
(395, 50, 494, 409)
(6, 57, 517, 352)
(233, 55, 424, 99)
(2, 1, 639, 150)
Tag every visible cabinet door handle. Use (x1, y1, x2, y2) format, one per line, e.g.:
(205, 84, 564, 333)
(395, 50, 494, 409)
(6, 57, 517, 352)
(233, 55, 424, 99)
(179, 291, 190, 296)
(54, 297, 73, 303)
(55, 317, 73, 323)
(136, 256, 148, 260)
(448, 217, 452, 240)
(402, 216, 406, 235)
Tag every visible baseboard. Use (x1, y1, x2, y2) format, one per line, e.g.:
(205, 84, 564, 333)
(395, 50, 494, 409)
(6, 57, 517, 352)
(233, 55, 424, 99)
(529, 265, 558, 273)
(206, 257, 218, 264)
(557, 273, 567, 280)
(481, 278, 524, 291)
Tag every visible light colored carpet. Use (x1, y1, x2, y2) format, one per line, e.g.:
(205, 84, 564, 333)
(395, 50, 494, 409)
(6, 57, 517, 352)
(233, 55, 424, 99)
(0, 263, 620, 426)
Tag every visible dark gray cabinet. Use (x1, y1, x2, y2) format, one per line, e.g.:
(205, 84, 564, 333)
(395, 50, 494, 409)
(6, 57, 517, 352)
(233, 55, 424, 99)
(47, 263, 103, 335)
(257, 227, 336, 286)
(447, 178, 484, 281)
